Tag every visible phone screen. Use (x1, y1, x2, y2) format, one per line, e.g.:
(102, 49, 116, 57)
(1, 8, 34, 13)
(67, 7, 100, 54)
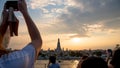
(5, 1, 18, 11)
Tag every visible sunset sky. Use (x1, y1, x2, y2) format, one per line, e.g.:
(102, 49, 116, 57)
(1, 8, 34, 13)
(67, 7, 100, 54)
(0, 0, 120, 50)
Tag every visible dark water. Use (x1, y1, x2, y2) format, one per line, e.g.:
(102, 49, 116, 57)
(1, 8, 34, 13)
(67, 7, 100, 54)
(35, 60, 79, 68)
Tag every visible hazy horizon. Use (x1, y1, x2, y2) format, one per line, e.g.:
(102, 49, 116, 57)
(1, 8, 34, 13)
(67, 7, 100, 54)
(0, 0, 120, 50)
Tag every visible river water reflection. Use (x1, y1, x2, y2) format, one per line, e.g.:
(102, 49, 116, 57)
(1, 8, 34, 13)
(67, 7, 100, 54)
(35, 60, 79, 68)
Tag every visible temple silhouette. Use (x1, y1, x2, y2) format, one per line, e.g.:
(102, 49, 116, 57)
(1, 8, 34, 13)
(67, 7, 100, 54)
(55, 38, 62, 53)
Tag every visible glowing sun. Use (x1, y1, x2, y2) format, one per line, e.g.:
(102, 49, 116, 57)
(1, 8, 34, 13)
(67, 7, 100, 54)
(71, 38, 81, 43)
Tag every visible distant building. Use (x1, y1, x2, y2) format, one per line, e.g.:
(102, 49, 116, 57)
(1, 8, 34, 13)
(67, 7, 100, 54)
(55, 38, 63, 57)
(55, 38, 62, 52)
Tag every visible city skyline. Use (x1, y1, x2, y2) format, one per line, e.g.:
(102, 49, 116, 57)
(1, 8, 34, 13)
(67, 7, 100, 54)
(0, 0, 120, 50)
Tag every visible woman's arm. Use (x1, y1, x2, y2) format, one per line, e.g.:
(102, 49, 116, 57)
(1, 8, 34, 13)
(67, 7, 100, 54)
(18, 0, 42, 59)
(0, 6, 9, 37)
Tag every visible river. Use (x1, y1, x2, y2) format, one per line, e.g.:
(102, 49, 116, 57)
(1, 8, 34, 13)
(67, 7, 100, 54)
(35, 60, 79, 68)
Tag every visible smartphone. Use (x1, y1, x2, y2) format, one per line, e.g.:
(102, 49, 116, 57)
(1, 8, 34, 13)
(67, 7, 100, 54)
(5, 0, 18, 11)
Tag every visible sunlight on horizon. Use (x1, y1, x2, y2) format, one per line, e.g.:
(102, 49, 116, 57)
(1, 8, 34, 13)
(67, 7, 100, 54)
(71, 38, 81, 43)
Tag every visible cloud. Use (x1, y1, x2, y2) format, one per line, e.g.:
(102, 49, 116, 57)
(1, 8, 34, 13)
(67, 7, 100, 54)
(69, 34, 89, 38)
(29, 0, 50, 9)
(1, 0, 120, 39)
(60, 0, 120, 23)
(103, 17, 120, 29)
(57, 0, 120, 38)
(29, 0, 65, 10)
(28, 0, 120, 38)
